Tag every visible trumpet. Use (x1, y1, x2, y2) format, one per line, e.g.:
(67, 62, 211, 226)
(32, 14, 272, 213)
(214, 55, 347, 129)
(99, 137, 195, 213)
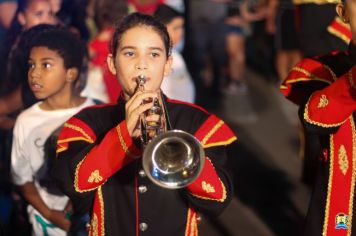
(136, 75, 205, 189)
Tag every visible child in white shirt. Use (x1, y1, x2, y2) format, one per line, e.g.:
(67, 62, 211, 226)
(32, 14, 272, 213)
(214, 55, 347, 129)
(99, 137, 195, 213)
(11, 26, 95, 236)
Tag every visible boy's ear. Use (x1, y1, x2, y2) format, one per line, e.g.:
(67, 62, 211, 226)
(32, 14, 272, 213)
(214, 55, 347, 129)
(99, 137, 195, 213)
(18, 13, 26, 26)
(336, 3, 349, 22)
(163, 56, 173, 77)
(107, 54, 117, 75)
(66, 68, 79, 82)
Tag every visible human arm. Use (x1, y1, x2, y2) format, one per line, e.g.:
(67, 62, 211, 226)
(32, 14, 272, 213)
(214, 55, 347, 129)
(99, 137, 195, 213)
(184, 115, 237, 216)
(18, 182, 70, 231)
(240, 0, 267, 22)
(54, 117, 141, 195)
(0, 86, 23, 129)
(265, 0, 278, 34)
(11, 119, 70, 231)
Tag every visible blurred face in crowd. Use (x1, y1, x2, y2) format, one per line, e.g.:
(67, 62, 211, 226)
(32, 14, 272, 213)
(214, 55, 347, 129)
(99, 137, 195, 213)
(337, 0, 356, 44)
(166, 16, 184, 47)
(18, 0, 56, 30)
(48, 0, 62, 14)
(107, 26, 172, 100)
(28, 46, 75, 101)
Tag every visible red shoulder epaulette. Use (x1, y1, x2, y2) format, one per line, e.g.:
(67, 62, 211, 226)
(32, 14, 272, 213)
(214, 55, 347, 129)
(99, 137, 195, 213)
(56, 117, 97, 153)
(194, 115, 237, 148)
(280, 58, 335, 105)
(303, 66, 356, 127)
(327, 16, 352, 44)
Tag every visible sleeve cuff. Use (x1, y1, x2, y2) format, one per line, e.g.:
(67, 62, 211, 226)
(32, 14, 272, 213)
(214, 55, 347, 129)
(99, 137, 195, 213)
(186, 158, 227, 202)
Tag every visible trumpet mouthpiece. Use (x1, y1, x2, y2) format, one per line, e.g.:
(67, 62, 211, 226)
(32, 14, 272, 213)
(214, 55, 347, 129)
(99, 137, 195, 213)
(137, 75, 146, 85)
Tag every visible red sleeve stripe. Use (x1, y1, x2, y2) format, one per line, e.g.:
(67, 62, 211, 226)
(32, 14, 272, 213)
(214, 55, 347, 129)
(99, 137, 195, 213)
(184, 207, 198, 236)
(327, 16, 352, 44)
(56, 117, 96, 153)
(195, 115, 237, 148)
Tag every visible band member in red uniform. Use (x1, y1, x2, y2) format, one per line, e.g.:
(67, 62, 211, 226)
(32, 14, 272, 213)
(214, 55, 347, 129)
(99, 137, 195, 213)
(52, 13, 237, 235)
(295, 0, 352, 57)
(280, 0, 356, 234)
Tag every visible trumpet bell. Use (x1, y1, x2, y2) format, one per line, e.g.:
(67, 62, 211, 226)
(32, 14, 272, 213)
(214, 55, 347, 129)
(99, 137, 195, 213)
(142, 130, 205, 189)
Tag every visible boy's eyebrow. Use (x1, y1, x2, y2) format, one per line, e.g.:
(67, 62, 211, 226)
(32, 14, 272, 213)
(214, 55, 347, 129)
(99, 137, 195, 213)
(28, 57, 55, 61)
(40, 57, 55, 61)
(120, 46, 164, 52)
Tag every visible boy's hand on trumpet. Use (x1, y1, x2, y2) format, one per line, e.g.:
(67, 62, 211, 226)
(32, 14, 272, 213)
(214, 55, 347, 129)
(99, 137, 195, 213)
(125, 90, 159, 138)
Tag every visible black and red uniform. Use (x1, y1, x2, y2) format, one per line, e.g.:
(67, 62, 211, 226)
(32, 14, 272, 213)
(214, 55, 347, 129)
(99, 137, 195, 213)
(293, 0, 352, 57)
(281, 43, 356, 235)
(52, 95, 237, 236)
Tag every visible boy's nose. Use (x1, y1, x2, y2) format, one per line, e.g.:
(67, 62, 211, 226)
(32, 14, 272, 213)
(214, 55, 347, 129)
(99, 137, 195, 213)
(29, 67, 40, 78)
(135, 64, 147, 70)
(135, 58, 148, 70)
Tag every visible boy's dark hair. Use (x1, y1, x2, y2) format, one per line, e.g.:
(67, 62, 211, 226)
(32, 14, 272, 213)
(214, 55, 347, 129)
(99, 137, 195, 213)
(111, 12, 172, 58)
(30, 27, 87, 74)
(154, 4, 183, 25)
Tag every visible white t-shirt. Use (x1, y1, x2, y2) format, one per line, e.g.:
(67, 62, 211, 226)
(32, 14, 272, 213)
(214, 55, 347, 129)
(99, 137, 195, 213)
(161, 49, 195, 103)
(11, 98, 95, 236)
(81, 66, 109, 103)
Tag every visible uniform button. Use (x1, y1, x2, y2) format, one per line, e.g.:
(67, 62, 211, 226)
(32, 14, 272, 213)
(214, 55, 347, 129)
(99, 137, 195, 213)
(138, 185, 147, 193)
(139, 222, 148, 231)
(139, 169, 146, 177)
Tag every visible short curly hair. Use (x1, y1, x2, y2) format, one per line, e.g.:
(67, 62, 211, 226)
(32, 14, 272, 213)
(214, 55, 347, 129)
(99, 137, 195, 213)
(29, 27, 87, 73)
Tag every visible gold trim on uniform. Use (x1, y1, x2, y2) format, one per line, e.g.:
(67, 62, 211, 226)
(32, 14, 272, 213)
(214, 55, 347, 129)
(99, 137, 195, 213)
(338, 145, 349, 175)
(185, 208, 198, 236)
(202, 181, 215, 193)
(201, 120, 224, 146)
(347, 117, 356, 235)
(75, 157, 107, 193)
(185, 208, 192, 236)
(56, 137, 94, 154)
(203, 137, 237, 149)
(63, 123, 94, 143)
(116, 125, 140, 158)
(90, 213, 98, 236)
(190, 213, 198, 236)
(98, 187, 105, 236)
(190, 159, 227, 202)
(88, 170, 103, 183)
(304, 93, 344, 128)
(317, 95, 329, 108)
(328, 27, 351, 44)
(289, 66, 334, 83)
(323, 65, 338, 81)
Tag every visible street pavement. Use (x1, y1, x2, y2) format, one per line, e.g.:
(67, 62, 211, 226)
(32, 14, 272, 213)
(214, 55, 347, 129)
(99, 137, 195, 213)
(198, 70, 311, 236)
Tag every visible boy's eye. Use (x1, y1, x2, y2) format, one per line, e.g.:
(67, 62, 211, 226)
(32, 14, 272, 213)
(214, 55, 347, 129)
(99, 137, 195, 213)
(124, 51, 134, 57)
(34, 11, 43, 17)
(43, 63, 51, 68)
(28, 63, 35, 69)
(151, 52, 160, 58)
